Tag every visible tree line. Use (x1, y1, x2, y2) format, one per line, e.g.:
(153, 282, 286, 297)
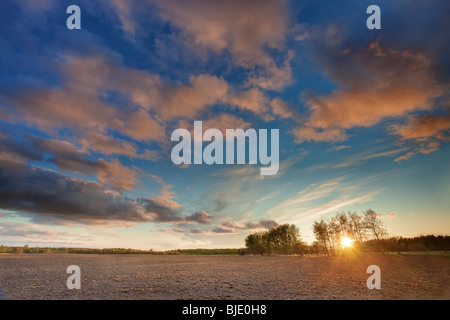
(0, 245, 240, 255)
(244, 209, 450, 255)
(0, 245, 158, 254)
(365, 235, 450, 253)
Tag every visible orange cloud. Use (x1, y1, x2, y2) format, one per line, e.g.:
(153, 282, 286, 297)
(152, 0, 293, 90)
(394, 152, 416, 163)
(158, 74, 229, 120)
(0, 131, 140, 192)
(294, 42, 444, 143)
(201, 114, 251, 132)
(270, 98, 300, 120)
(292, 127, 347, 143)
(80, 130, 138, 158)
(62, 55, 272, 121)
(96, 159, 139, 192)
(390, 114, 450, 140)
(178, 113, 251, 138)
(392, 113, 450, 161)
(225, 88, 269, 115)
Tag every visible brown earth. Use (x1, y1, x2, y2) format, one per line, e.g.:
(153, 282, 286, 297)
(0, 254, 448, 300)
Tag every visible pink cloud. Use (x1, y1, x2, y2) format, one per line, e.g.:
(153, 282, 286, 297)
(391, 112, 450, 161)
(152, 0, 293, 90)
(385, 212, 397, 219)
(270, 98, 300, 120)
(390, 114, 450, 140)
(294, 42, 443, 143)
(96, 159, 139, 192)
(394, 152, 416, 162)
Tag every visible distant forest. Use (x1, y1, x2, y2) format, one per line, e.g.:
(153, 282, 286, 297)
(0, 246, 239, 255)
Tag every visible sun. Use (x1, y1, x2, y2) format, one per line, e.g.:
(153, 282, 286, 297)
(341, 237, 354, 249)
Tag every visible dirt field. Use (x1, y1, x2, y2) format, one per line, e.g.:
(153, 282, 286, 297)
(0, 254, 448, 300)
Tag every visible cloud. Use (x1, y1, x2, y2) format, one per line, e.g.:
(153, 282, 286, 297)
(331, 149, 406, 169)
(225, 88, 269, 115)
(246, 50, 294, 91)
(189, 228, 205, 234)
(384, 212, 397, 219)
(152, 0, 293, 91)
(152, 0, 288, 62)
(1, 50, 280, 155)
(222, 219, 278, 230)
(0, 222, 88, 240)
(221, 221, 246, 229)
(289, 193, 378, 224)
(390, 113, 450, 141)
(1, 53, 167, 146)
(61, 54, 278, 122)
(271, 177, 344, 214)
(160, 74, 229, 120)
(268, 176, 381, 223)
(202, 114, 251, 132)
(294, 41, 444, 143)
(147, 174, 175, 200)
(327, 145, 351, 152)
(80, 129, 159, 160)
(259, 220, 279, 229)
(391, 112, 450, 160)
(177, 113, 251, 138)
(140, 197, 183, 222)
(141, 198, 213, 224)
(292, 127, 348, 143)
(109, 0, 137, 36)
(394, 152, 416, 163)
(184, 210, 212, 224)
(95, 159, 138, 192)
(211, 226, 235, 234)
(270, 98, 300, 120)
(61, 54, 230, 121)
(0, 157, 147, 224)
(0, 84, 166, 143)
(0, 131, 139, 191)
(0, 157, 210, 226)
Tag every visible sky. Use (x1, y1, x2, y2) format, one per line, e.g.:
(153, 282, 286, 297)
(0, 0, 449, 250)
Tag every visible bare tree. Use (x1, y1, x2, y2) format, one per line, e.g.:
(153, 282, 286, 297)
(313, 220, 330, 255)
(363, 209, 387, 253)
(348, 211, 367, 245)
(328, 216, 343, 254)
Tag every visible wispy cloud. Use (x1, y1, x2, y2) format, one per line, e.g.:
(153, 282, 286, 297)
(287, 192, 379, 224)
(0, 222, 92, 241)
(268, 176, 382, 223)
(222, 219, 278, 230)
(391, 111, 450, 161)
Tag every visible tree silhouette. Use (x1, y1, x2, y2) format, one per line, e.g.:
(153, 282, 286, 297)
(245, 224, 304, 255)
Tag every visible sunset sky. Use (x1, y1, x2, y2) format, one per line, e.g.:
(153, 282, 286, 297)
(0, 0, 449, 250)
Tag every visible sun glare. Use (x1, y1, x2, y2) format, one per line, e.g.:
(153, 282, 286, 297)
(341, 237, 354, 248)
